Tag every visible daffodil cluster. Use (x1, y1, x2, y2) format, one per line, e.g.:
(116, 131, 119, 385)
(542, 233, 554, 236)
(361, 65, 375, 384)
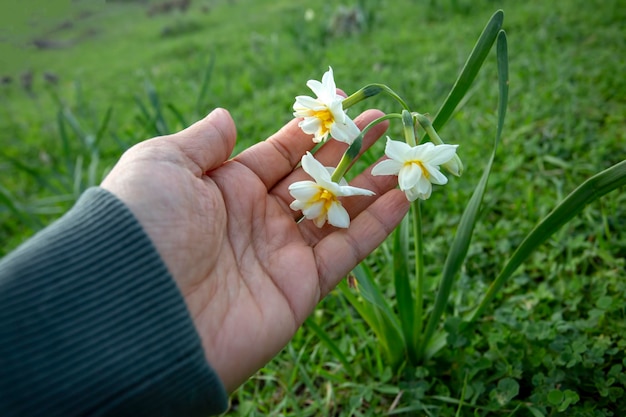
(289, 67, 462, 228)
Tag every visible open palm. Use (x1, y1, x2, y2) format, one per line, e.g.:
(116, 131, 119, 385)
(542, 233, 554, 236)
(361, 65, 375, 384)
(101, 108, 409, 392)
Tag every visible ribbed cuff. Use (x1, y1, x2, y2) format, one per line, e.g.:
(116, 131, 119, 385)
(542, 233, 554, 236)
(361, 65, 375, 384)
(0, 187, 228, 417)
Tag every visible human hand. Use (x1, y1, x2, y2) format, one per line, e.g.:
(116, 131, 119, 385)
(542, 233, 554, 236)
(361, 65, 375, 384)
(101, 108, 409, 392)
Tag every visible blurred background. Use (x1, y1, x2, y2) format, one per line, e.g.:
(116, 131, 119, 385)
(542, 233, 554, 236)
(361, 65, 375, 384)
(1, 0, 625, 415)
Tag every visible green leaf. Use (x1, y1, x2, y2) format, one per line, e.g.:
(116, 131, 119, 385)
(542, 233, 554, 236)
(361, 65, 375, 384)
(432, 10, 504, 131)
(194, 52, 216, 117)
(304, 317, 355, 377)
(547, 389, 564, 405)
(420, 30, 509, 355)
(93, 106, 113, 151)
(423, 331, 448, 361)
(492, 377, 519, 405)
(145, 81, 170, 135)
(338, 267, 405, 366)
(0, 185, 40, 228)
(468, 159, 626, 323)
(393, 215, 416, 360)
(560, 390, 580, 411)
(525, 406, 546, 417)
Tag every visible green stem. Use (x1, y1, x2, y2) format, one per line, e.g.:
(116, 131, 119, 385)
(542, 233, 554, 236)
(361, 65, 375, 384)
(342, 84, 411, 112)
(331, 154, 352, 183)
(413, 200, 425, 354)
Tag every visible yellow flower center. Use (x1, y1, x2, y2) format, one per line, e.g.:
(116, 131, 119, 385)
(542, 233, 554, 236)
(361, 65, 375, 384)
(316, 188, 337, 210)
(313, 108, 335, 133)
(404, 160, 429, 179)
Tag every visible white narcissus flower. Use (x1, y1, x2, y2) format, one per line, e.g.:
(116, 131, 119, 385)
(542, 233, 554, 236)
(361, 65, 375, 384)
(372, 138, 458, 202)
(289, 152, 374, 228)
(293, 67, 360, 144)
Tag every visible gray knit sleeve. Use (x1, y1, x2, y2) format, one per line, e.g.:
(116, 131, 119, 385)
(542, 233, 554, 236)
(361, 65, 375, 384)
(0, 187, 228, 417)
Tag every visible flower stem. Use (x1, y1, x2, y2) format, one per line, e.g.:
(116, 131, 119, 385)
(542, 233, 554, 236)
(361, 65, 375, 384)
(331, 154, 352, 183)
(412, 200, 425, 356)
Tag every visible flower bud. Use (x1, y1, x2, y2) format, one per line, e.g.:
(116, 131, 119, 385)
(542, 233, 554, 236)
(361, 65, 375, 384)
(341, 84, 383, 109)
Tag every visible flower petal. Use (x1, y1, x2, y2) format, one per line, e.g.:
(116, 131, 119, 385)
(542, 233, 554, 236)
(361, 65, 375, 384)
(424, 165, 448, 185)
(398, 163, 422, 191)
(404, 186, 421, 202)
(326, 201, 350, 228)
(289, 199, 305, 211)
(336, 184, 375, 197)
(302, 200, 325, 220)
(321, 67, 337, 92)
(306, 79, 328, 100)
(384, 138, 412, 162)
(425, 144, 458, 165)
(288, 181, 319, 200)
(329, 117, 360, 144)
(415, 176, 432, 198)
(293, 95, 324, 112)
(312, 214, 328, 228)
(371, 159, 403, 176)
(301, 152, 332, 184)
(298, 117, 322, 136)
(408, 142, 433, 161)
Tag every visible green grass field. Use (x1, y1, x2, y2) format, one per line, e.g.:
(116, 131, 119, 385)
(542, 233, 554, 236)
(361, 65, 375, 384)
(1, 0, 625, 415)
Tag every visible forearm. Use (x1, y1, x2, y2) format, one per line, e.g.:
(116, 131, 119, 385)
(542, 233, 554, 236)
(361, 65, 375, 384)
(0, 187, 227, 417)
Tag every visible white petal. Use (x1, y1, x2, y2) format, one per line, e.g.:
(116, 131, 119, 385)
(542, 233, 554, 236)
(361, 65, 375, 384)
(290, 200, 305, 211)
(327, 201, 350, 228)
(336, 184, 375, 197)
(306, 79, 327, 100)
(425, 144, 458, 165)
(321, 67, 337, 92)
(415, 176, 432, 198)
(330, 118, 360, 144)
(424, 165, 448, 185)
(371, 159, 403, 176)
(302, 200, 325, 220)
(313, 129, 329, 143)
(317, 67, 337, 102)
(288, 181, 319, 200)
(298, 117, 322, 136)
(312, 214, 328, 228)
(408, 142, 433, 160)
(327, 100, 346, 122)
(301, 152, 332, 184)
(294, 95, 324, 112)
(398, 163, 422, 190)
(404, 186, 420, 202)
(384, 138, 412, 162)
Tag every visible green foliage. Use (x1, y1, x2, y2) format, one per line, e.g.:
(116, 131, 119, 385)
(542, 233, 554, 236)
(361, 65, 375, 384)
(1, 0, 625, 415)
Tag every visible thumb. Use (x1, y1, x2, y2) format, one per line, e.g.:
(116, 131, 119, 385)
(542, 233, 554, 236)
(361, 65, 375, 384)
(169, 108, 237, 172)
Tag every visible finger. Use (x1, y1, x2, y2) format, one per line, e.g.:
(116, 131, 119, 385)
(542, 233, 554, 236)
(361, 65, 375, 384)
(313, 189, 410, 297)
(167, 108, 237, 175)
(232, 117, 316, 190)
(235, 109, 386, 191)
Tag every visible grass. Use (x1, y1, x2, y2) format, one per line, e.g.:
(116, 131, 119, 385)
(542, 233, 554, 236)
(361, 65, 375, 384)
(1, 0, 625, 415)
